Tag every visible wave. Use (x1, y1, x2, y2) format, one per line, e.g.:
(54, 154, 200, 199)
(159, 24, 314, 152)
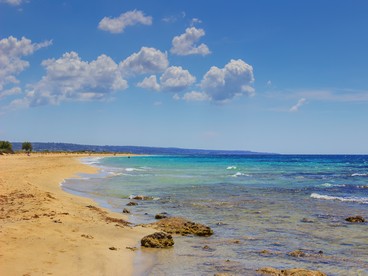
(319, 183, 346, 188)
(351, 173, 368, 177)
(232, 172, 250, 177)
(227, 166, 237, 170)
(125, 168, 145, 172)
(310, 193, 368, 204)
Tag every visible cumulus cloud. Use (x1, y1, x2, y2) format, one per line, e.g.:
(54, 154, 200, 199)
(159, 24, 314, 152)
(160, 66, 196, 92)
(137, 75, 160, 91)
(0, 36, 51, 91)
(0, 87, 21, 99)
(120, 47, 168, 77)
(0, 0, 23, 6)
(182, 91, 210, 102)
(200, 59, 255, 102)
(137, 66, 196, 93)
(98, 10, 152, 34)
(171, 27, 210, 56)
(20, 52, 127, 106)
(289, 98, 307, 112)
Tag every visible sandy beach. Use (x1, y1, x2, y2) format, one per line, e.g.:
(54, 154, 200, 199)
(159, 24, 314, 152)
(0, 153, 154, 276)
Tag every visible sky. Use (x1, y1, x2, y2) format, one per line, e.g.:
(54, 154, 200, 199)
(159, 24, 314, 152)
(1, 0, 368, 154)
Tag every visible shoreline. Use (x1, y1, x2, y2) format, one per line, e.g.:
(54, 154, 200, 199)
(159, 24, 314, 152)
(0, 153, 155, 275)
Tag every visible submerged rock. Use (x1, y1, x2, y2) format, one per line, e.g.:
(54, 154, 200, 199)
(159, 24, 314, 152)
(131, 195, 153, 200)
(155, 212, 168, 219)
(256, 267, 326, 276)
(148, 217, 214, 236)
(345, 216, 365, 223)
(141, 232, 174, 248)
(122, 208, 130, 214)
(288, 249, 306, 258)
(126, 201, 138, 206)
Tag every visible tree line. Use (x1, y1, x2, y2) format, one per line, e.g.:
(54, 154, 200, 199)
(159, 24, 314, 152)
(0, 141, 32, 154)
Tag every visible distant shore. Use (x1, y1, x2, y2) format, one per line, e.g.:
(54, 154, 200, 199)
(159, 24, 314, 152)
(0, 153, 154, 275)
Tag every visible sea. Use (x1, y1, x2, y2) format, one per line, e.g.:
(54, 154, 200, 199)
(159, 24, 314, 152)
(62, 155, 368, 276)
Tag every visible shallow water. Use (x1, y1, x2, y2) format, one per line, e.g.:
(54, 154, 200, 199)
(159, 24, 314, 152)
(63, 155, 368, 275)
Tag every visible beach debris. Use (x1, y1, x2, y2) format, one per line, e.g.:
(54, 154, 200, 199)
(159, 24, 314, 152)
(109, 246, 118, 250)
(122, 208, 130, 214)
(155, 212, 168, 219)
(141, 232, 174, 248)
(256, 267, 326, 276)
(126, 201, 138, 206)
(81, 234, 94, 239)
(148, 217, 214, 236)
(345, 216, 365, 223)
(288, 249, 306, 258)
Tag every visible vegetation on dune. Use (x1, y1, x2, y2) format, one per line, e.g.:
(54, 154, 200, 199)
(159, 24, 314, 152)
(22, 141, 33, 153)
(0, 141, 14, 154)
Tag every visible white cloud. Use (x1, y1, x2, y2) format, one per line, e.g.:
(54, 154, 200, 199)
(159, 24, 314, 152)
(137, 75, 160, 91)
(201, 59, 255, 102)
(289, 98, 306, 112)
(160, 66, 196, 92)
(171, 27, 211, 56)
(0, 0, 23, 6)
(182, 91, 210, 102)
(190, 18, 202, 26)
(0, 86, 21, 99)
(120, 47, 168, 77)
(22, 52, 127, 106)
(98, 10, 152, 34)
(0, 36, 51, 91)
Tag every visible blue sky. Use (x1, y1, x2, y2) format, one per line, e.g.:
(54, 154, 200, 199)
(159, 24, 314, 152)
(1, 0, 368, 154)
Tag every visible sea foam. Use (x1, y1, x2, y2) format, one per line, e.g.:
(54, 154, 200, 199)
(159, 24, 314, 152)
(311, 193, 368, 204)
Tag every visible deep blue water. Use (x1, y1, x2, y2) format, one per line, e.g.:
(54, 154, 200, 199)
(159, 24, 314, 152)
(63, 155, 368, 275)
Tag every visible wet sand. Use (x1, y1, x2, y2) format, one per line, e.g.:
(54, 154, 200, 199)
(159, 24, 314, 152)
(0, 153, 154, 276)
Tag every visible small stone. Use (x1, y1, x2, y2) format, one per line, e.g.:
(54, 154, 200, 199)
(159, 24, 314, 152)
(345, 216, 365, 223)
(109, 247, 117, 250)
(141, 232, 174, 248)
(126, 202, 138, 206)
(301, 218, 314, 223)
(122, 208, 130, 214)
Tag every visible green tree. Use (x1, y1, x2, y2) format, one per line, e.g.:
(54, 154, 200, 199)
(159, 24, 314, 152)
(0, 141, 14, 154)
(22, 141, 33, 152)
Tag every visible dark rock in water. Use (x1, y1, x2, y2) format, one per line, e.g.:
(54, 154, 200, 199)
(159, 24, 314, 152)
(256, 267, 326, 276)
(301, 218, 314, 223)
(214, 273, 231, 276)
(345, 216, 365, 223)
(148, 217, 214, 236)
(122, 208, 130, 214)
(141, 232, 174, 248)
(132, 195, 153, 200)
(126, 201, 138, 206)
(288, 250, 306, 257)
(155, 213, 168, 219)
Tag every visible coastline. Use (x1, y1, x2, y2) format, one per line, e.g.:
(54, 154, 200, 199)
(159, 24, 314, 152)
(0, 153, 155, 276)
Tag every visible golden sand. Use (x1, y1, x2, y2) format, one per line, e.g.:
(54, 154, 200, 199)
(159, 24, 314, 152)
(0, 153, 154, 275)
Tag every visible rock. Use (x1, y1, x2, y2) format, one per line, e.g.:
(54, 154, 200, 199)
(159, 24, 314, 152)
(256, 267, 326, 276)
(141, 232, 174, 248)
(132, 195, 153, 200)
(214, 273, 232, 276)
(148, 217, 214, 236)
(155, 212, 168, 219)
(126, 201, 138, 206)
(122, 208, 130, 214)
(288, 250, 306, 257)
(345, 216, 365, 223)
(301, 218, 314, 223)
(109, 247, 117, 250)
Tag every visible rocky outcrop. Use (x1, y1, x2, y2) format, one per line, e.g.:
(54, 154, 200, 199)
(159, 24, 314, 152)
(131, 195, 153, 200)
(288, 250, 306, 257)
(141, 232, 174, 248)
(257, 267, 326, 276)
(148, 217, 213, 236)
(345, 216, 365, 223)
(155, 212, 168, 219)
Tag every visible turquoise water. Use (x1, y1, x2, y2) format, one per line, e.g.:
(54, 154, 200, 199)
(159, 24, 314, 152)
(63, 155, 368, 275)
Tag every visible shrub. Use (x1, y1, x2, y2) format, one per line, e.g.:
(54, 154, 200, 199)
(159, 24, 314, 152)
(0, 141, 14, 154)
(22, 141, 33, 152)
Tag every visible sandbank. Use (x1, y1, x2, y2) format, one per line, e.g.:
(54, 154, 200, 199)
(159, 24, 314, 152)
(0, 153, 154, 275)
